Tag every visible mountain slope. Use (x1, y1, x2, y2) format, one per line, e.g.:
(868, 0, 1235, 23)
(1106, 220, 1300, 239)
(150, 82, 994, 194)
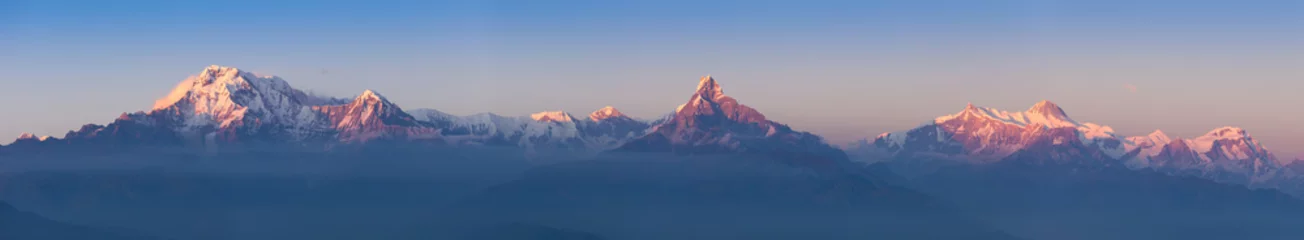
(1, 202, 159, 240)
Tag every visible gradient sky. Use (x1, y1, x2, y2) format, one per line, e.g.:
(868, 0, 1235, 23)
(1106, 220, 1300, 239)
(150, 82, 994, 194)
(2, 0, 1302, 158)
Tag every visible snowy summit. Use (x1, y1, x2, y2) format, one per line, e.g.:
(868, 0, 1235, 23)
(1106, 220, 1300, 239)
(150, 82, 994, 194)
(588, 106, 627, 121)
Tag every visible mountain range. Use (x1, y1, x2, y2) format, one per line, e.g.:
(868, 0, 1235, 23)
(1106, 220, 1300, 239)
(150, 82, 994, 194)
(3, 65, 1304, 239)
(846, 100, 1304, 197)
(3, 65, 1303, 196)
(1, 201, 158, 240)
(0, 65, 655, 158)
(2, 65, 1301, 198)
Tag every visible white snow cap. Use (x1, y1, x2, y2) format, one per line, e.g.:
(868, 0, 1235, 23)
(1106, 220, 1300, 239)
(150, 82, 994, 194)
(1026, 100, 1070, 120)
(695, 75, 725, 100)
(357, 89, 386, 101)
(935, 100, 1084, 129)
(530, 111, 575, 122)
(1202, 126, 1248, 139)
(1146, 130, 1172, 144)
(151, 65, 287, 110)
(589, 106, 627, 121)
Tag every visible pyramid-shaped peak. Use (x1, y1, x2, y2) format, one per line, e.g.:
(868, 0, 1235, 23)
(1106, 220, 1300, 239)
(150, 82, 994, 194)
(695, 75, 725, 99)
(1143, 129, 1173, 145)
(358, 89, 386, 101)
(1149, 129, 1170, 138)
(963, 102, 980, 112)
(1027, 100, 1068, 117)
(531, 111, 575, 122)
(589, 106, 628, 121)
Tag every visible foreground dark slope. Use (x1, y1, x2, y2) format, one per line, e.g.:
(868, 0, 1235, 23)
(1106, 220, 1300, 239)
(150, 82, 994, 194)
(441, 154, 1019, 240)
(0, 146, 536, 240)
(1, 201, 160, 240)
(873, 158, 1304, 240)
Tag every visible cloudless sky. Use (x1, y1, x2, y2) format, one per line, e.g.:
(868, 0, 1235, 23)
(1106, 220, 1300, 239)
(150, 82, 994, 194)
(2, 0, 1302, 158)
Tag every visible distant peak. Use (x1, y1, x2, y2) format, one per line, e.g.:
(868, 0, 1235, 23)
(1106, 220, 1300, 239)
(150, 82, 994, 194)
(1140, 129, 1173, 145)
(531, 111, 575, 122)
(935, 100, 1083, 128)
(1204, 126, 1248, 139)
(15, 133, 50, 142)
(589, 106, 627, 121)
(197, 65, 251, 81)
(1026, 100, 1068, 118)
(358, 89, 385, 101)
(204, 64, 240, 73)
(1149, 129, 1169, 138)
(963, 102, 980, 112)
(695, 75, 725, 100)
(152, 65, 301, 113)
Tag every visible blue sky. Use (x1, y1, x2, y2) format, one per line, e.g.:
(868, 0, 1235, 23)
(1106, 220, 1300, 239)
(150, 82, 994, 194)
(2, 0, 1302, 158)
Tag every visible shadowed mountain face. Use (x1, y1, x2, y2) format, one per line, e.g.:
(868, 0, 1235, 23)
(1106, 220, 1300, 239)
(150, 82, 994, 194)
(870, 158, 1304, 240)
(445, 154, 1021, 240)
(0, 201, 158, 240)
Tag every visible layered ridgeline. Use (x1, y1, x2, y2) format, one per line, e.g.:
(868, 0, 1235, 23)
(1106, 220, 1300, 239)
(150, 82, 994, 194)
(847, 101, 1303, 196)
(0, 65, 650, 157)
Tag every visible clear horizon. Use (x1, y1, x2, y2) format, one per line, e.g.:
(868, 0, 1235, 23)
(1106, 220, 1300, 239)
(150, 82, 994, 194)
(3, 0, 1301, 158)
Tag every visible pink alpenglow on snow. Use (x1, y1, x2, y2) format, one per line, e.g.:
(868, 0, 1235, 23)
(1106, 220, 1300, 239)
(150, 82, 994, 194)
(588, 106, 627, 122)
(530, 111, 575, 123)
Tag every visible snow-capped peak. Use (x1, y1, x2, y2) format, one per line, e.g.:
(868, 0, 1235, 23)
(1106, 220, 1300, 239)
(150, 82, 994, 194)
(1124, 129, 1174, 158)
(935, 101, 1082, 129)
(588, 106, 627, 121)
(357, 89, 386, 102)
(694, 75, 725, 101)
(530, 111, 575, 122)
(670, 75, 768, 125)
(148, 65, 334, 140)
(1202, 126, 1248, 140)
(1185, 126, 1257, 154)
(344, 89, 397, 108)
(14, 133, 51, 142)
(1026, 100, 1070, 120)
(1146, 130, 1172, 144)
